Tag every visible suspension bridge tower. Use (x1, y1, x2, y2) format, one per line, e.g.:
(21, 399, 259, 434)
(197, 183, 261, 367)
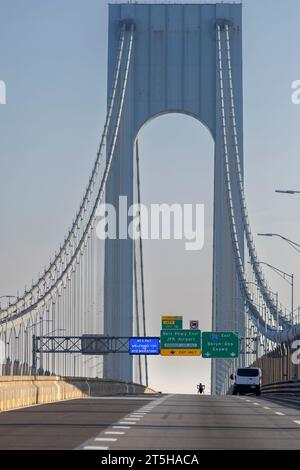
(104, 2, 244, 393)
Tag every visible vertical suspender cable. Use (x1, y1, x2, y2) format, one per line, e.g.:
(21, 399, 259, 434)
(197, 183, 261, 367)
(136, 139, 149, 388)
(133, 242, 142, 384)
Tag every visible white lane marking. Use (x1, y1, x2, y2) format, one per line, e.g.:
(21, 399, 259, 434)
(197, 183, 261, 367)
(263, 407, 271, 410)
(113, 426, 131, 429)
(293, 421, 300, 425)
(253, 403, 260, 406)
(78, 395, 172, 451)
(105, 432, 125, 435)
(275, 412, 285, 416)
(84, 446, 109, 450)
(94, 438, 117, 442)
(119, 421, 136, 425)
(78, 395, 172, 450)
(246, 400, 251, 402)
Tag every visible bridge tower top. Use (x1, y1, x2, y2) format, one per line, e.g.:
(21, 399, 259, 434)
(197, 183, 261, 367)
(108, 2, 243, 139)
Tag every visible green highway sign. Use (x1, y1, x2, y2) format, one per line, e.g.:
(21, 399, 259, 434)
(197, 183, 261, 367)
(161, 316, 183, 330)
(202, 332, 239, 358)
(160, 329, 201, 356)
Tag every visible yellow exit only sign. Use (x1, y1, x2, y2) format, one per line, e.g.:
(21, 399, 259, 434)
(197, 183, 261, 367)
(160, 349, 202, 357)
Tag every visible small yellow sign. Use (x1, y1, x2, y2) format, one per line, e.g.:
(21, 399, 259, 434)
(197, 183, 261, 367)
(160, 349, 202, 357)
(162, 316, 182, 320)
(161, 316, 183, 330)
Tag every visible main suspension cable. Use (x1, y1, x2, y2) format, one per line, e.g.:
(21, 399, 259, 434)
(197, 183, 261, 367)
(0, 24, 135, 331)
(0, 25, 127, 323)
(224, 25, 289, 328)
(217, 24, 300, 344)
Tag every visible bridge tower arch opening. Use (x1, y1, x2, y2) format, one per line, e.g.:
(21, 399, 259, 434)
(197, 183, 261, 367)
(104, 3, 244, 394)
(132, 111, 214, 392)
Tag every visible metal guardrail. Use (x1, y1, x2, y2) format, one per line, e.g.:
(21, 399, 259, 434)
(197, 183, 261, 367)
(262, 380, 300, 395)
(226, 381, 300, 397)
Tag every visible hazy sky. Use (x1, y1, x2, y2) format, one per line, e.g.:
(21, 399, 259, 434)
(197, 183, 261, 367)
(1, 0, 300, 394)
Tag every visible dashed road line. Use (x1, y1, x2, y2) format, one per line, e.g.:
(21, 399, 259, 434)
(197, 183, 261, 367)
(78, 394, 172, 450)
(95, 438, 117, 442)
(84, 446, 109, 450)
(113, 425, 131, 429)
(119, 421, 137, 425)
(105, 432, 125, 435)
(275, 412, 285, 416)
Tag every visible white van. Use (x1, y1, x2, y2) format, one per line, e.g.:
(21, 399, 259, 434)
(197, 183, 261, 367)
(230, 367, 262, 396)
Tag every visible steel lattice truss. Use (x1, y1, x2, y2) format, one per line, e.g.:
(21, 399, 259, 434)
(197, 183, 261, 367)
(32, 336, 133, 370)
(33, 336, 131, 355)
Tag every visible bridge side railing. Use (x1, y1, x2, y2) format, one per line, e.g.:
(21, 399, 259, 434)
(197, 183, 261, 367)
(0, 376, 156, 412)
(252, 341, 300, 385)
(261, 380, 300, 396)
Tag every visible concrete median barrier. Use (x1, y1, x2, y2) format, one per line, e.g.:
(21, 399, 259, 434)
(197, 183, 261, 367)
(0, 376, 155, 412)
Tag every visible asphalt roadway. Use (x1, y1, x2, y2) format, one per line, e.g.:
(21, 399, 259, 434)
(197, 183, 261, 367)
(1, 394, 300, 450)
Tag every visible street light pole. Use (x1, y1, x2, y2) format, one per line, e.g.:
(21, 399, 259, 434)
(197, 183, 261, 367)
(258, 233, 300, 254)
(256, 260, 294, 326)
(276, 291, 279, 332)
(291, 274, 294, 326)
(258, 233, 300, 324)
(275, 190, 300, 195)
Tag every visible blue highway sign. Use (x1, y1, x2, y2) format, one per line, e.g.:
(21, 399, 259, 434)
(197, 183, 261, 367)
(129, 337, 160, 355)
